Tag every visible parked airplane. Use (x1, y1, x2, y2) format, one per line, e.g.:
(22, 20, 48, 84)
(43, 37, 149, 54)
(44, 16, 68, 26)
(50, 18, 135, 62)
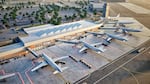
(0, 73, 16, 81)
(27, 48, 39, 58)
(100, 14, 134, 26)
(100, 13, 120, 21)
(86, 31, 128, 46)
(31, 53, 69, 74)
(56, 39, 106, 53)
(100, 27, 142, 35)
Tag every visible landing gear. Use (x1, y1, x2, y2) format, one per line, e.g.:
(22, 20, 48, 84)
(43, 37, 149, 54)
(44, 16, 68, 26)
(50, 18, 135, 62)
(129, 33, 132, 36)
(82, 51, 87, 54)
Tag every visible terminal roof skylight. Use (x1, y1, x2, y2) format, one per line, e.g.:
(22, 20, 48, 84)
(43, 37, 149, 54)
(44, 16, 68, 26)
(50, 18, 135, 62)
(36, 23, 82, 37)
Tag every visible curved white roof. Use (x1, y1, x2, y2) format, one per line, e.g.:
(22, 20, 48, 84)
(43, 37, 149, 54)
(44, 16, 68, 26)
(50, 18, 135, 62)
(20, 20, 97, 45)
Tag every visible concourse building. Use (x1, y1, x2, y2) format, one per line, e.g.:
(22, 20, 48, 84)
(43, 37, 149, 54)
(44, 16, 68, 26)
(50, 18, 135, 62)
(0, 20, 102, 60)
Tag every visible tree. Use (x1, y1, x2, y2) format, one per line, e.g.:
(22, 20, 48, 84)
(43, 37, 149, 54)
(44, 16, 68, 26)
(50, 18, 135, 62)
(31, 11, 35, 16)
(6, 7, 10, 10)
(83, 11, 87, 17)
(47, 20, 51, 23)
(38, 19, 42, 24)
(0, 6, 3, 9)
(26, 6, 29, 8)
(1, 19, 7, 24)
(13, 23, 17, 26)
(54, 11, 58, 17)
(71, 14, 77, 21)
(3, 13, 8, 19)
(64, 15, 67, 20)
(23, 14, 25, 17)
(73, 13, 77, 19)
(93, 9, 97, 15)
(56, 17, 62, 25)
(28, 15, 31, 18)
(12, 13, 16, 20)
(1, 0, 5, 4)
(68, 16, 72, 20)
(32, 2, 36, 5)
(50, 18, 56, 25)
(31, 20, 34, 25)
(28, 1, 31, 5)
(26, 12, 29, 16)
(19, 12, 22, 15)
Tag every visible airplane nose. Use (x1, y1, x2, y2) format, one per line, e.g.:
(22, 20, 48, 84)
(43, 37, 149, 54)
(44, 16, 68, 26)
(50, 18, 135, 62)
(97, 51, 101, 54)
(123, 39, 127, 42)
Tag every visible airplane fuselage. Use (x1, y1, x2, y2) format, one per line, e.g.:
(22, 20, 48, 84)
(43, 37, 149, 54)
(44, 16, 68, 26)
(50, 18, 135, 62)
(80, 41, 102, 53)
(106, 33, 127, 41)
(42, 53, 63, 73)
(122, 28, 141, 32)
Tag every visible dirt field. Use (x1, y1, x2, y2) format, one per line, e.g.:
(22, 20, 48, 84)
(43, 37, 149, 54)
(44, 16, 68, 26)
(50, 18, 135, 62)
(126, 0, 150, 9)
(107, 1, 150, 84)
(108, 3, 150, 29)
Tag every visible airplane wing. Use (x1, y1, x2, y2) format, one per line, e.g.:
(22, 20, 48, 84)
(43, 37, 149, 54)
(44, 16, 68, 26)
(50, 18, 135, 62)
(91, 42, 103, 47)
(106, 33, 128, 41)
(26, 48, 39, 58)
(122, 27, 142, 32)
(53, 60, 68, 74)
(79, 46, 88, 53)
(31, 61, 48, 72)
(78, 42, 105, 53)
(56, 39, 79, 44)
(107, 21, 134, 24)
(98, 46, 106, 52)
(118, 20, 134, 24)
(100, 27, 117, 30)
(53, 67, 68, 74)
(100, 17, 105, 20)
(85, 31, 104, 36)
(0, 73, 16, 80)
(53, 56, 69, 62)
(106, 37, 112, 42)
(80, 41, 105, 53)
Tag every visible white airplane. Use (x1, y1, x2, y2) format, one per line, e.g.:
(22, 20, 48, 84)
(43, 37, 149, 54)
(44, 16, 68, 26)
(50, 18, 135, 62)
(31, 53, 69, 74)
(86, 31, 128, 46)
(100, 13, 120, 21)
(100, 26, 142, 35)
(100, 14, 134, 26)
(0, 73, 16, 81)
(27, 48, 39, 58)
(56, 39, 106, 53)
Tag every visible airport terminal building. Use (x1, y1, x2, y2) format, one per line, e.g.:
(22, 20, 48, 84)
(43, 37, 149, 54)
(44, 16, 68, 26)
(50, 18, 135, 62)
(0, 16, 150, 84)
(0, 20, 102, 60)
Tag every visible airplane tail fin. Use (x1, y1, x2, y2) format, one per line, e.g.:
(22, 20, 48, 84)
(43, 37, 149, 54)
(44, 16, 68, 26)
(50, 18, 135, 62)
(98, 46, 106, 52)
(107, 13, 120, 19)
(139, 26, 143, 30)
(31, 61, 48, 72)
(53, 71, 59, 74)
(53, 67, 68, 74)
(116, 13, 120, 17)
(123, 36, 128, 42)
(100, 17, 105, 20)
